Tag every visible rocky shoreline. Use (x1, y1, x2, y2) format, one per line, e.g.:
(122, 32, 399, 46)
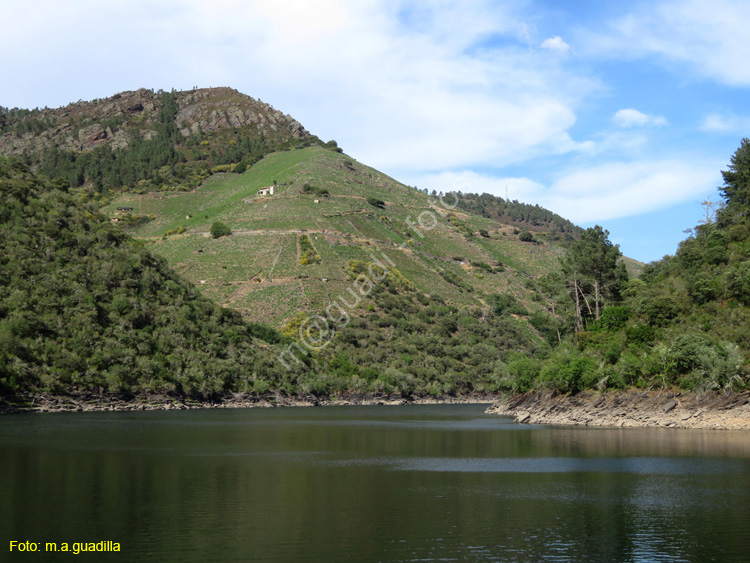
(485, 389, 750, 430)
(5, 389, 750, 430)
(0, 392, 494, 415)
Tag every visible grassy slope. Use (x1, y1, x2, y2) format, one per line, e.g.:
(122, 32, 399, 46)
(107, 146, 566, 327)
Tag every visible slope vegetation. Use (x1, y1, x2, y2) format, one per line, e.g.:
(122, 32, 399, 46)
(0, 157, 304, 397)
(107, 145, 567, 327)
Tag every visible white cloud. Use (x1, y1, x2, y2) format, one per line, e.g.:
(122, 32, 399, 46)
(541, 36, 570, 53)
(0, 0, 723, 234)
(580, 0, 750, 86)
(409, 159, 719, 223)
(701, 112, 750, 133)
(612, 109, 667, 128)
(0, 0, 600, 177)
(545, 160, 718, 222)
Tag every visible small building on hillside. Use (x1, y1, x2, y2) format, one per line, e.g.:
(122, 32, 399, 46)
(257, 186, 275, 196)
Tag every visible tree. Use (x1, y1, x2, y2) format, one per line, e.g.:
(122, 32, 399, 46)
(210, 221, 231, 238)
(720, 139, 750, 209)
(719, 138, 750, 232)
(561, 226, 627, 331)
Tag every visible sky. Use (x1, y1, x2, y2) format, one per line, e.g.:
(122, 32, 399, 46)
(2, 0, 749, 263)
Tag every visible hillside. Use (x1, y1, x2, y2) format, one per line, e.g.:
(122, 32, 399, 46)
(0, 157, 305, 397)
(0, 155, 559, 399)
(104, 145, 568, 328)
(492, 141, 750, 396)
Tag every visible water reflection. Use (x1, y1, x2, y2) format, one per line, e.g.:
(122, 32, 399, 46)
(1, 404, 749, 562)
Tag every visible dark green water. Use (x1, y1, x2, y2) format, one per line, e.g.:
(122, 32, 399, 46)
(2, 404, 750, 562)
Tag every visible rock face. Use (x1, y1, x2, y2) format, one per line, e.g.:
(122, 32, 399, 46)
(486, 389, 750, 430)
(0, 87, 309, 157)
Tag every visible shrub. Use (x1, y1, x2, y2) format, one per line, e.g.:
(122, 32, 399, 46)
(538, 348, 598, 393)
(519, 230, 534, 242)
(643, 296, 679, 326)
(687, 272, 718, 304)
(668, 333, 715, 376)
(366, 196, 385, 209)
(210, 221, 231, 238)
(597, 306, 630, 331)
(725, 261, 750, 305)
(506, 357, 541, 393)
(471, 261, 493, 273)
(626, 324, 655, 347)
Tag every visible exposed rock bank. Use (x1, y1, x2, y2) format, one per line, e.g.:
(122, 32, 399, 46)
(0, 392, 493, 415)
(486, 389, 750, 430)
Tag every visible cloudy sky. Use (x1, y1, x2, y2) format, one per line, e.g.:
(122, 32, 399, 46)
(2, 0, 748, 262)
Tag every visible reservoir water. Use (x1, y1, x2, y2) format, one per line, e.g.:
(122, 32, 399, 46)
(2, 404, 749, 562)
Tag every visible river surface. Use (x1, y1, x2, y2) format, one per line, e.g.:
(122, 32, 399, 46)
(2, 404, 750, 562)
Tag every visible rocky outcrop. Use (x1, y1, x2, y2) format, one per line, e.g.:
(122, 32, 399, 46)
(0, 87, 309, 157)
(486, 389, 750, 430)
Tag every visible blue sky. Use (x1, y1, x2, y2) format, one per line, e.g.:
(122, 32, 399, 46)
(2, 0, 749, 263)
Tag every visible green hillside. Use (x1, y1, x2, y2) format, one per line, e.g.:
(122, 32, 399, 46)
(0, 155, 555, 399)
(0, 157, 305, 397)
(105, 145, 567, 327)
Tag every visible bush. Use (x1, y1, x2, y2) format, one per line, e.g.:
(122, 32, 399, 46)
(668, 333, 715, 376)
(366, 196, 385, 209)
(597, 306, 630, 331)
(687, 272, 718, 304)
(506, 357, 540, 393)
(538, 348, 598, 393)
(471, 261, 493, 273)
(626, 324, 655, 347)
(725, 261, 750, 305)
(210, 221, 231, 238)
(643, 296, 679, 326)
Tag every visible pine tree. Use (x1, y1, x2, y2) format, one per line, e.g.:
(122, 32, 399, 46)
(561, 226, 627, 330)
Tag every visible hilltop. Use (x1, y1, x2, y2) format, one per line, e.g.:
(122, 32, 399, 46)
(0, 87, 307, 155)
(0, 87, 318, 195)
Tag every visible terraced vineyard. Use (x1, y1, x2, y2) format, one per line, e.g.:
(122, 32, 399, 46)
(107, 146, 566, 327)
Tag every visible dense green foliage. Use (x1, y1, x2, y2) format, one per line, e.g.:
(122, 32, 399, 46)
(506, 142, 750, 394)
(0, 158, 308, 397)
(284, 278, 546, 397)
